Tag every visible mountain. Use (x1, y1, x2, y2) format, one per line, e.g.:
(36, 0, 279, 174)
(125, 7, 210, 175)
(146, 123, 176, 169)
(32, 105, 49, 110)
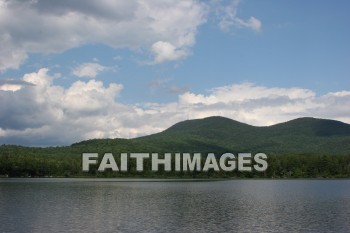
(2, 116, 350, 178)
(73, 116, 350, 155)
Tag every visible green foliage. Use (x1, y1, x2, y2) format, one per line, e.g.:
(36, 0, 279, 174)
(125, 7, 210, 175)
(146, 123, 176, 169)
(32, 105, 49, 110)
(133, 116, 350, 155)
(0, 116, 350, 178)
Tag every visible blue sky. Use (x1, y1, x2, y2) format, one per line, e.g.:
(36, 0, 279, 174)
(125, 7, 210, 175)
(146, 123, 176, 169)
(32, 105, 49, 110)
(0, 0, 349, 146)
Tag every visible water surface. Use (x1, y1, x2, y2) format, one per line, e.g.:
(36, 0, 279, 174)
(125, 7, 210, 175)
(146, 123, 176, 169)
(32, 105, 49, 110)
(1, 179, 349, 233)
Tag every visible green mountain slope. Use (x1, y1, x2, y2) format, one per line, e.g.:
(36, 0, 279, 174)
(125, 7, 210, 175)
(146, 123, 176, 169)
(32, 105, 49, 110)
(1, 116, 350, 178)
(73, 116, 350, 155)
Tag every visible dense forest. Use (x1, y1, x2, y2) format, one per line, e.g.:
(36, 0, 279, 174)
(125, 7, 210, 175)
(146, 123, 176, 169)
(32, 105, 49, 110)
(1, 116, 350, 178)
(0, 146, 350, 178)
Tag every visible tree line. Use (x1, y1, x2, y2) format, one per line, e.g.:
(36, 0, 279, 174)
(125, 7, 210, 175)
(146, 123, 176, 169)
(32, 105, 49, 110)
(0, 145, 349, 178)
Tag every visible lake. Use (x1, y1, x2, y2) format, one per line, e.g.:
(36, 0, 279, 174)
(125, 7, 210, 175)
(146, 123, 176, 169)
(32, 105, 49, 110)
(1, 179, 350, 233)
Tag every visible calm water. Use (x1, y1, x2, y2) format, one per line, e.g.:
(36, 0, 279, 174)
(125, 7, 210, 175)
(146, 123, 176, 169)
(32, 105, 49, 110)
(0, 179, 350, 233)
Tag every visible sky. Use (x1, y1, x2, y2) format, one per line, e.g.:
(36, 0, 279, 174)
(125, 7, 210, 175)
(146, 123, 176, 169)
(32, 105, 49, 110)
(0, 0, 349, 146)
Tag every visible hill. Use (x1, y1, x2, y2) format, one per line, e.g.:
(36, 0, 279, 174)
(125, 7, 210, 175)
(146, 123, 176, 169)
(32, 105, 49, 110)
(72, 116, 350, 155)
(1, 116, 350, 178)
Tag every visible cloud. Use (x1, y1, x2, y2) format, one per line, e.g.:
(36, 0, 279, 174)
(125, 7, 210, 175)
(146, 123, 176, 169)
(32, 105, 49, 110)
(179, 83, 315, 105)
(0, 79, 33, 92)
(217, 0, 262, 32)
(150, 41, 189, 64)
(0, 69, 350, 146)
(0, 68, 125, 145)
(72, 63, 107, 78)
(0, 34, 28, 71)
(232, 16, 261, 32)
(0, 0, 207, 71)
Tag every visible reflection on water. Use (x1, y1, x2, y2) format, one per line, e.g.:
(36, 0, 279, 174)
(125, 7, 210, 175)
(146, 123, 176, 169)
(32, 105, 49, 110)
(1, 179, 350, 233)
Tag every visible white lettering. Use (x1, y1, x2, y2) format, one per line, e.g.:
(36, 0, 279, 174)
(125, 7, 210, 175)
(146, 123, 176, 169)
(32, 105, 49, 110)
(152, 153, 171, 171)
(183, 153, 201, 171)
(203, 153, 220, 171)
(238, 153, 252, 171)
(130, 153, 149, 172)
(82, 153, 98, 171)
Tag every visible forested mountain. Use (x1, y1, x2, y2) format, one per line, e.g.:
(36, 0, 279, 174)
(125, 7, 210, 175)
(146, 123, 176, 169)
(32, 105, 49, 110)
(1, 116, 350, 178)
(74, 116, 350, 155)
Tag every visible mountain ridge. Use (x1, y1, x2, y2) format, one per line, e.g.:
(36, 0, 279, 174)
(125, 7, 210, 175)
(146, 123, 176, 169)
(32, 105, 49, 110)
(2, 116, 350, 178)
(72, 116, 350, 155)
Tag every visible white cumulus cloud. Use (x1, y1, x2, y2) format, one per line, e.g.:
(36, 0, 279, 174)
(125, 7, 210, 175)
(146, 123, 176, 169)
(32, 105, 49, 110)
(0, 69, 350, 146)
(151, 41, 189, 64)
(0, 0, 207, 71)
(72, 63, 107, 78)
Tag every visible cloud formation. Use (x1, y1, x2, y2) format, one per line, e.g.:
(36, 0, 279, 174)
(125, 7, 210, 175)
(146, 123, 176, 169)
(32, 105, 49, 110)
(151, 41, 189, 64)
(1, 69, 349, 146)
(72, 63, 107, 78)
(0, 0, 207, 71)
(0, 79, 33, 92)
(217, 0, 262, 32)
(0, 0, 264, 71)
